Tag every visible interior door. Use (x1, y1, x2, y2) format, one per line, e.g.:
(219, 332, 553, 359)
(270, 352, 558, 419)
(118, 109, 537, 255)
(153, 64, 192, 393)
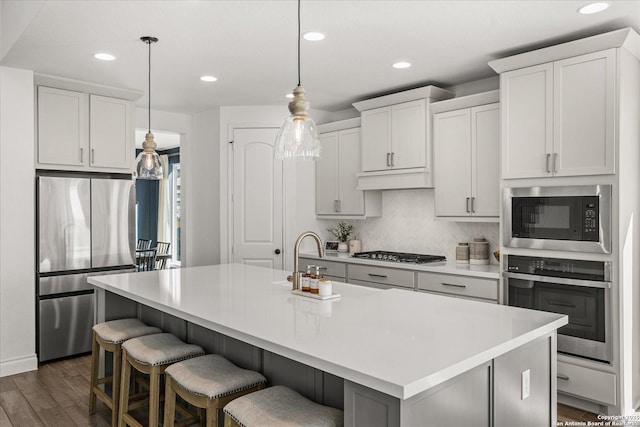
(232, 128, 283, 269)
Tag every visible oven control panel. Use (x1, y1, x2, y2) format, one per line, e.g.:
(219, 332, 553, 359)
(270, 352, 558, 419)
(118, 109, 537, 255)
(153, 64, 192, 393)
(583, 197, 599, 238)
(506, 255, 606, 281)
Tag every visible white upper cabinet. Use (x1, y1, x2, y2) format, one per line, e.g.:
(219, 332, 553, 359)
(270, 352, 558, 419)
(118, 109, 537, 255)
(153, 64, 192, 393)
(433, 91, 500, 220)
(35, 76, 141, 173)
(89, 95, 132, 170)
(499, 49, 615, 179)
(553, 50, 615, 176)
(361, 107, 391, 172)
(354, 86, 453, 190)
(361, 99, 426, 172)
(37, 87, 88, 167)
(316, 119, 381, 219)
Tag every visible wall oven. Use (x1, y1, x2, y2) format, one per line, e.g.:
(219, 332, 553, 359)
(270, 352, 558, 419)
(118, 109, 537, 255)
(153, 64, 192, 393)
(504, 255, 611, 363)
(503, 185, 612, 253)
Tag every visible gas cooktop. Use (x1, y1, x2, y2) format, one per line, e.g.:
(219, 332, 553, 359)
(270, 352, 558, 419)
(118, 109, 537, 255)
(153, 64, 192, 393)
(351, 251, 446, 264)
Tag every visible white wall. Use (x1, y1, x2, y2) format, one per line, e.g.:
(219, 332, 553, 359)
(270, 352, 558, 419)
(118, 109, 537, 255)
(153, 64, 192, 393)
(185, 108, 221, 267)
(0, 66, 37, 377)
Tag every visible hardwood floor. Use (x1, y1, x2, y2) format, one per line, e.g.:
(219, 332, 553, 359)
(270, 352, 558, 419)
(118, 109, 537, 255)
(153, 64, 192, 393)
(0, 354, 618, 426)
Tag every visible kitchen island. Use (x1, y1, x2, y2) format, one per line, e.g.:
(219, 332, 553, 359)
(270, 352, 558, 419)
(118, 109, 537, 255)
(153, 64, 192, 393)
(89, 263, 567, 427)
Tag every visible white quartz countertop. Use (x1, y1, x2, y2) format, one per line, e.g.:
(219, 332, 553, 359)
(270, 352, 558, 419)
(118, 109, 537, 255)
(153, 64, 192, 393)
(299, 252, 501, 279)
(89, 263, 565, 400)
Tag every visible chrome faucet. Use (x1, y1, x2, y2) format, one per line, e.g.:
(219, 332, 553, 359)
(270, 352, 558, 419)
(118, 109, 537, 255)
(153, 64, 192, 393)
(292, 231, 324, 290)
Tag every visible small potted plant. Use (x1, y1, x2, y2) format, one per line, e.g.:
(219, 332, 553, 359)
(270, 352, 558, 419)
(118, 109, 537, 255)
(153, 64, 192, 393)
(328, 221, 354, 252)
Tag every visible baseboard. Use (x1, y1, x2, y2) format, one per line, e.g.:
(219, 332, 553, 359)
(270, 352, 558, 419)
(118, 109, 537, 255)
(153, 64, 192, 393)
(0, 354, 38, 377)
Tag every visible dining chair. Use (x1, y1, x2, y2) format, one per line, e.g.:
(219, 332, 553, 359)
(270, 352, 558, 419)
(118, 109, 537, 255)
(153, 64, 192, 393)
(137, 238, 152, 250)
(136, 249, 157, 272)
(155, 241, 171, 270)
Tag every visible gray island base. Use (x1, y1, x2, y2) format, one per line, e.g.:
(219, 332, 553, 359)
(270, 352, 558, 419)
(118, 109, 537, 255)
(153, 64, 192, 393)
(89, 263, 567, 427)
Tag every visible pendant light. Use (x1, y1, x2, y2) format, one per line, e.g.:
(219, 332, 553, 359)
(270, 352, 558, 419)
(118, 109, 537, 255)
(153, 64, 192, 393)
(274, 0, 320, 160)
(135, 36, 163, 180)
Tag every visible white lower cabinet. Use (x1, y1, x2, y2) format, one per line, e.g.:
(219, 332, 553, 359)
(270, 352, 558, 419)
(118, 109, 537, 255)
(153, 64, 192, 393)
(299, 257, 346, 282)
(416, 272, 498, 302)
(557, 361, 616, 406)
(347, 264, 414, 290)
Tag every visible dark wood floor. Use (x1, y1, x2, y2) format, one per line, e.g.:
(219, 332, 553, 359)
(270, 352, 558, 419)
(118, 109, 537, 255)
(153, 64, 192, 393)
(0, 354, 610, 426)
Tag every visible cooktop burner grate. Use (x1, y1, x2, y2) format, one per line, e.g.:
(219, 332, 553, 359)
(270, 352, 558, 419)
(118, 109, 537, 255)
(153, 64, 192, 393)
(351, 251, 446, 264)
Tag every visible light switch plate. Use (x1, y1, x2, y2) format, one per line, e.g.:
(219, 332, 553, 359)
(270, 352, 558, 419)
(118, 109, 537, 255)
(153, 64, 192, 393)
(521, 369, 530, 400)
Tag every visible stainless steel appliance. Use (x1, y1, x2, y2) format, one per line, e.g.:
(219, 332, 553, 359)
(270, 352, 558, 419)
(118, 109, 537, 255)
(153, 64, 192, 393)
(503, 185, 612, 253)
(37, 174, 135, 362)
(352, 251, 446, 264)
(503, 255, 611, 363)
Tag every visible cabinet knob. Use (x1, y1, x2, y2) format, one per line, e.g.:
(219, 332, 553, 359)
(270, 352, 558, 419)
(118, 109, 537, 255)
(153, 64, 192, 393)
(274, 249, 281, 255)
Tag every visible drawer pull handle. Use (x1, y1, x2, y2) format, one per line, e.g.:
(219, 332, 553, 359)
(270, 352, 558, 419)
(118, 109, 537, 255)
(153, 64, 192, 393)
(368, 273, 388, 278)
(557, 374, 570, 381)
(318, 267, 327, 270)
(442, 282, 466, 288)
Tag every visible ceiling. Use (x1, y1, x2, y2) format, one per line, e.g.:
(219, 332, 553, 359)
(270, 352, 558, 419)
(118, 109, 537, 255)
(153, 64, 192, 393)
(1, 0, 639, 119)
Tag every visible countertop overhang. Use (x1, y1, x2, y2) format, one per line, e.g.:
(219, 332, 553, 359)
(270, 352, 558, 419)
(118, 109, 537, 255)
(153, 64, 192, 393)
(89, 263, 566, 400)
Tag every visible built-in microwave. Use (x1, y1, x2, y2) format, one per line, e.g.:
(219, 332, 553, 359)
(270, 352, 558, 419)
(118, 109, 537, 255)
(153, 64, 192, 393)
(503, 185, 612, 253)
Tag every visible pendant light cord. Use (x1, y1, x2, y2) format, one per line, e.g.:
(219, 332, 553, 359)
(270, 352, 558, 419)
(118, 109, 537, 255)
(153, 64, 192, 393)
(148, 39, 151, 134)
(297, 0, 301, 87)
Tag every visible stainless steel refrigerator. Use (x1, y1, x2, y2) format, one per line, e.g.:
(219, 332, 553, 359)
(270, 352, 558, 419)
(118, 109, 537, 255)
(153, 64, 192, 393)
(37, 174, 135, 362)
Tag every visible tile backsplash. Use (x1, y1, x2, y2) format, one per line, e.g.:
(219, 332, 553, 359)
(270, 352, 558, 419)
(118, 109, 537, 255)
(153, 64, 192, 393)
(318, 189, 500, 264)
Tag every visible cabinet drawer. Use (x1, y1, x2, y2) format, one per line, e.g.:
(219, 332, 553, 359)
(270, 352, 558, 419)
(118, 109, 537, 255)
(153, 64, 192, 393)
(417, 272, 498, 301)
(348, 264, 414, 289)
(299, 258, 346, 279)
(557, 361, 616, 405)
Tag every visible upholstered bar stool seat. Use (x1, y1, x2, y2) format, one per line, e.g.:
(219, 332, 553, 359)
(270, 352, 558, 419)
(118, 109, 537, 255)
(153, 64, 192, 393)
(223, 385, 344, 427)
(89, 318, 161, 427)
(119, 333, 204, 427)
(164, 354, 267, 427)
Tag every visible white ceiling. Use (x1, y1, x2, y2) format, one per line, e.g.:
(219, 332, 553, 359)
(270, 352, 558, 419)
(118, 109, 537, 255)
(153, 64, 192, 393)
(1, 0, 639, 118)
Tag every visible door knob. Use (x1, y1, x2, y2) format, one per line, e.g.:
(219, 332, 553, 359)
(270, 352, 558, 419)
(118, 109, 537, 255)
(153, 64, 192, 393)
(274, 249, 281, 255)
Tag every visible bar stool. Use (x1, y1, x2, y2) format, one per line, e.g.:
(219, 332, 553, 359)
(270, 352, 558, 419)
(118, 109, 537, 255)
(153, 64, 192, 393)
(89, 318, 162, 427)
(119, 333, 204, 427)
(223, 385, 344, 427)
(163, 354, 267, 427)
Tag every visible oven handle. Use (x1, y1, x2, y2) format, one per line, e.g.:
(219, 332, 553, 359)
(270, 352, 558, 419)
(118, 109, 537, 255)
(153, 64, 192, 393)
(502, 272, 611, 289)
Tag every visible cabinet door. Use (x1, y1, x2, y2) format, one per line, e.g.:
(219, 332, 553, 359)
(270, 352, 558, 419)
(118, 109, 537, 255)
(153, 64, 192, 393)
(391, 99, 425, 169)
(37, 87, 87, 167)
(89, 95, 132, 170)
(434, 109, 472, 217)
(553, 49, 615, 176)
(471, 103, 500, 217)
(361, 107, 391, 172)
(337, 128, 364, 215)
(316, 132, 339, 215)
(501, 64, 553, 179)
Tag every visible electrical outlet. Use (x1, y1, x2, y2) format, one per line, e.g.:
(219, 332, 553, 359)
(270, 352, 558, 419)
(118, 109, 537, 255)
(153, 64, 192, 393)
(521, 369, 530, 400)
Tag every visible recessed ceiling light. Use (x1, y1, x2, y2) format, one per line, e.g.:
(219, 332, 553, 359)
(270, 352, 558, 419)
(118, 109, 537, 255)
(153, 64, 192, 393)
(94, 53, 116, 61)
(578, 2, 609, 14)
(303, 32, 325, 41)
(392, 61, 412, 69)
(200, 75, 218, 82)
(286, 93, 294, 99)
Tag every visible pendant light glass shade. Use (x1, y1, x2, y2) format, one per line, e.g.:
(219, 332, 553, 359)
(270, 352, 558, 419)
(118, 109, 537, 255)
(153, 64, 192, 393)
(275, 85, 320, 160)
(135, 36, 163, 180)
(136, 132, 163, 179)
(274, 0, 320, 161)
